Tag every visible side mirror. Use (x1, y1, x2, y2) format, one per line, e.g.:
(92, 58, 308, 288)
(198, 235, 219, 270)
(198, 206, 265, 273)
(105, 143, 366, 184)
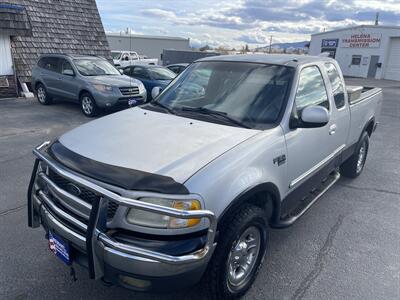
(299, 106, 330, 128)
(151, 86, 162, 99)
(62, 69, 74, 76)
(119, 69, 124, 75)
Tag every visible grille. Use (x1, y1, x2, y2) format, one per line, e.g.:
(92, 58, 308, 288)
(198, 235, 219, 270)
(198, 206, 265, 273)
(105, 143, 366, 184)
(119, 86, 139, 96)
(49, 170, 97, 204)
(107, 201, 119, 220)
(48, 170, 118, 222)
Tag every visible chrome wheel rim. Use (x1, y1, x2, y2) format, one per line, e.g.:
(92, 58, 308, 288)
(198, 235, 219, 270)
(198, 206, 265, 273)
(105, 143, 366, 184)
(37, 87, 46, 103)
(226, 226, 261, 291)
(356, 141, 366, 173)
(82, 97, 93, 115)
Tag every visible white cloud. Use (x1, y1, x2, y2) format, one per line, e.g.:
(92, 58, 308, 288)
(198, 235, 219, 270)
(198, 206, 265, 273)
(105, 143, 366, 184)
(96, 0, 400, 48)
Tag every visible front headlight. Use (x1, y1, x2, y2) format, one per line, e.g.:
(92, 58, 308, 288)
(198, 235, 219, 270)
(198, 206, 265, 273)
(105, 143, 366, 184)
(93, 84, 113, 92)
(137, 81, 146, 93)
(126, 198, 201, 229)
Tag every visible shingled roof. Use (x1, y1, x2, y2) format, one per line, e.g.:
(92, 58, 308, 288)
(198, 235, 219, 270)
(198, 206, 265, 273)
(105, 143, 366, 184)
(0, 3, 32, 36)
(1, 0, 111, 83)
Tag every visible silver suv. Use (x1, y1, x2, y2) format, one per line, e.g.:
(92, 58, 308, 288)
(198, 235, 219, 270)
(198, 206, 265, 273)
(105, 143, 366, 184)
(31, 54, 147, 117)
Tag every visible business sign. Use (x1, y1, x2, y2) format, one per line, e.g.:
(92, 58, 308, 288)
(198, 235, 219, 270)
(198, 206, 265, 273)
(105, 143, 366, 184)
(341, 33, 381, 48)
(322, 39, 339, 48)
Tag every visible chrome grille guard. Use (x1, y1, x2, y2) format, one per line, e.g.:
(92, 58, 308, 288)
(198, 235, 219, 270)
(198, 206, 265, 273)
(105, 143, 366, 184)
(29, 141, 217, 270)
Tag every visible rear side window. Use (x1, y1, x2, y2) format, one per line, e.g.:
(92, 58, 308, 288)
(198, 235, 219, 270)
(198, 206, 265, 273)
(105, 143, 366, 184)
(39, 57, 60, 73)
(325, 63, 345, 109)
(37, 57, 47, 68)
(295, 66, 329, 112)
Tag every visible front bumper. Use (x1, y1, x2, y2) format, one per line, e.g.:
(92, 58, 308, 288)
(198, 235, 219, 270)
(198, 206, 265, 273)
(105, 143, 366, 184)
(92, 89, 147, 108)
(28, 141, 216, 291)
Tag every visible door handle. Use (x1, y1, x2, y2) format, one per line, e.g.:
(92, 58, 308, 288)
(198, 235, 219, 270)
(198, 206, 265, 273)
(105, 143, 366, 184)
(329, 124, 337, 135)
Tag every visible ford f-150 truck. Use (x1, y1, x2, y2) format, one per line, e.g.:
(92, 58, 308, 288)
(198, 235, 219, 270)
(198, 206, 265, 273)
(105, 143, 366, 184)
(28, 55, 382, 299)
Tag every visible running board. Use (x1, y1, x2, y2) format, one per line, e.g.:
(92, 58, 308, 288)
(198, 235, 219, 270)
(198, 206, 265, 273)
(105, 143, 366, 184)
(273, 170, 341, 228)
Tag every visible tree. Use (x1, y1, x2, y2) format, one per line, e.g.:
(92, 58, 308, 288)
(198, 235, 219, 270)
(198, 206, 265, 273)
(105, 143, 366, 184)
(199, 45, 212, 51)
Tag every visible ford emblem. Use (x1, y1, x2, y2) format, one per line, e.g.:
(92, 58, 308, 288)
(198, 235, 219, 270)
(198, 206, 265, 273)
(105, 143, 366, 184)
(66, 183, 82, 197)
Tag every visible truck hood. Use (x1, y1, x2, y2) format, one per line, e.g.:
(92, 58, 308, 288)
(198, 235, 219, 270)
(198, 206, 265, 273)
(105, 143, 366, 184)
(87, 75, 142, 87)
(57, 107, 260, 186)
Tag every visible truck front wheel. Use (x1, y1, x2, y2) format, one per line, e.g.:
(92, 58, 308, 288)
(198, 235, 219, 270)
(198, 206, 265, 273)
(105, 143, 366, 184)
(203, 205, 268, 300)
(340, 132, 369, 178)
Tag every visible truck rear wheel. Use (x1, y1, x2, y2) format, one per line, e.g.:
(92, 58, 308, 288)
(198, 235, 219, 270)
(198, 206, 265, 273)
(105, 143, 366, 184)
(203, 205, 268, 300)
(340, 132, 369, 178)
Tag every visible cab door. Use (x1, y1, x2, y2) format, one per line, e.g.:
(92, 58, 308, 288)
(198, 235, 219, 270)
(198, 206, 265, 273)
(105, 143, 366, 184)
(284, 65, 342, 194)
(323, 62, 350, 157)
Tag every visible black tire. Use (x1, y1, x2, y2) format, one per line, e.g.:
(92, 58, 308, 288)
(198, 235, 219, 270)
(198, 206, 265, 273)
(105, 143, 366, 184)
(340, 132, 369, 178)
(36, 83, 52, 105)
(80, 93, 99, 117)
(203, 205, 268, 300)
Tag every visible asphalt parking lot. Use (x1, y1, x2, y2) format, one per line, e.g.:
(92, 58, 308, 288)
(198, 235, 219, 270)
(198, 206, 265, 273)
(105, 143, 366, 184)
(0, 78, 399, 300)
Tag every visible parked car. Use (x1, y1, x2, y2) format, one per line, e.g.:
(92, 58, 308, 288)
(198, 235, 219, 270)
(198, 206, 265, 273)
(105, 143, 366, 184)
(112, 51, 158, 68)
(28, 55, 382, 299)
(32, 54, 147, 117)
(122, 65, 176, 100)
(166, 63, 189, 74)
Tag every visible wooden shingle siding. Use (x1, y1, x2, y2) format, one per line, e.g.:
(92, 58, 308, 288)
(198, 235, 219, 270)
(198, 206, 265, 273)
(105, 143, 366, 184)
(6, 0, 111, 83)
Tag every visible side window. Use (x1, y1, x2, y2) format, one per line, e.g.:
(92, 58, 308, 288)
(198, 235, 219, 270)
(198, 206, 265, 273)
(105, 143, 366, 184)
(38, 57, 47, 69)
(60, 59, 74, 74)
(121, 53, 129, 61)
(325, 63, 345, 109)
(132, 67, 149, 79)
(169, 66, 178, 73)
(130, 52, 138, 60)
(123, 67, 131, 75)
(295, 66, 329, 112)
(43, 57, 60, 73)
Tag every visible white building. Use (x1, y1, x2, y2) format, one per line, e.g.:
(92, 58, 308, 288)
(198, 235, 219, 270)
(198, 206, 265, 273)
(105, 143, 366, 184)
(309, 25, 400, 81)
(107, 34, 191, 61)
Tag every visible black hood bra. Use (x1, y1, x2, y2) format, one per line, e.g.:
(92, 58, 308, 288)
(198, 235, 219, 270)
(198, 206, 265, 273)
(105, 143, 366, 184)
(47, 141, 189, 195)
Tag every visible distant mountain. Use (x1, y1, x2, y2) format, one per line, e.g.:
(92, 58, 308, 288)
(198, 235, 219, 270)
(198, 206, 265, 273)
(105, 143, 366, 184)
(256, 41, 309, 51)
(272, 41, 309, 49)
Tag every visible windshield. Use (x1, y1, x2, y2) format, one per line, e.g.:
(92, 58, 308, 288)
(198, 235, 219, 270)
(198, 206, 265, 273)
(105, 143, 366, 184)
(154, 61, 294, 128)
(74, 59, 121, 76)
(149, 67, 176, 80)
(111, 52, 121, 60)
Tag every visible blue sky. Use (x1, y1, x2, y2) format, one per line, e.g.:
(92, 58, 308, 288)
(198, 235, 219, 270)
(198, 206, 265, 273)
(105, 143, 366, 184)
(96, 0, 400, 48)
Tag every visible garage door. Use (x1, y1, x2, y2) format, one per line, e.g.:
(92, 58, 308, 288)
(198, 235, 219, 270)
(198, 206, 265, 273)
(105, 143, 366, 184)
(385, 38, 400, 81)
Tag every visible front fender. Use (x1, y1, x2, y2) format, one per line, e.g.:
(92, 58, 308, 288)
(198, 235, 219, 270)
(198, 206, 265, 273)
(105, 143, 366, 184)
(184, 126, 288, 222)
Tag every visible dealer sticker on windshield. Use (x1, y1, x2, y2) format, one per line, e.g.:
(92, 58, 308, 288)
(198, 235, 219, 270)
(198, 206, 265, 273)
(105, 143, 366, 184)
(49, 231, 71, 265)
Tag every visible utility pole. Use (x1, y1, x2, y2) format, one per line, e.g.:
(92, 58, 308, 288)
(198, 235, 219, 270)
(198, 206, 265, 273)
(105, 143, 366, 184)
(269, 35, 272, 54)
(375, 12, 379, 26)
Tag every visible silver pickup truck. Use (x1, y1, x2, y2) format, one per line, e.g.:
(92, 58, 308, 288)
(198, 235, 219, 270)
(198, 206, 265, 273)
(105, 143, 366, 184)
(28, 55, 382, 299)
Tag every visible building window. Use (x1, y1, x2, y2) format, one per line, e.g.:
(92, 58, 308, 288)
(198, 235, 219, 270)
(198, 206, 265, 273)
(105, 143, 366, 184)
(351, 55, 362, 66)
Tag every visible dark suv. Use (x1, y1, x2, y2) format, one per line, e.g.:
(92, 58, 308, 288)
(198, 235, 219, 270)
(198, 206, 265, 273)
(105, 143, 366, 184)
(31, 54, 147, 117)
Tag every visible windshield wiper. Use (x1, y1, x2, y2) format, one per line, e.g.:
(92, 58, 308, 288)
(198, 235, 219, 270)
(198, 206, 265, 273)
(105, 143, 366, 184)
(179, 106, 251, 129)
(150, 101, 176, 115)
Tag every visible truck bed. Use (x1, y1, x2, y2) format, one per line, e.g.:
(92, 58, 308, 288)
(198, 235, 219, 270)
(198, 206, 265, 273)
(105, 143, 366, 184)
(347, 85, 383, 147)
